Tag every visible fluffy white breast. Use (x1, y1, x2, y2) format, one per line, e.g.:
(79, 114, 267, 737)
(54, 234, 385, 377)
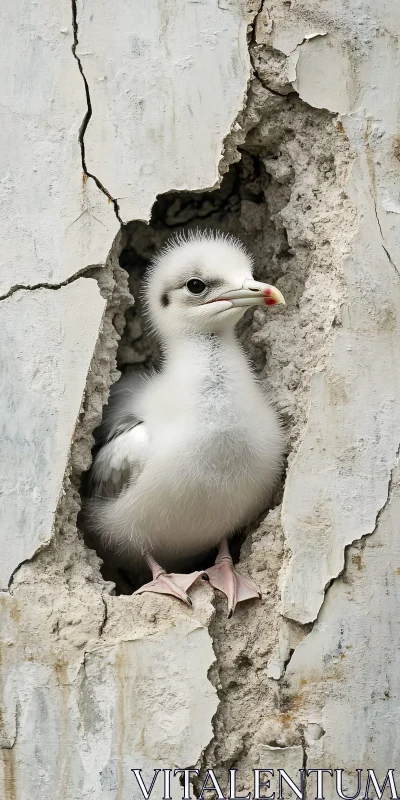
(100, 333, 284, 564)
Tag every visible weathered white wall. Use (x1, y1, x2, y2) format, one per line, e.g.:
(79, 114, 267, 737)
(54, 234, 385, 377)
(279, 0, 400, 625)
(2, 0, 400, 796)
(0, 281, 106, 591)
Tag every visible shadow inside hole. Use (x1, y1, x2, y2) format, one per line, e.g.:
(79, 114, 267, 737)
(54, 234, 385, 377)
(80, 153, 291, 595)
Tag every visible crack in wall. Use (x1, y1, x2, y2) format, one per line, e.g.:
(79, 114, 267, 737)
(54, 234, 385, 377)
(0, 264, 103, 303)
(98, 596, 109, 637)
(370, 189, 400, 280)
(71, 0, 122, 225)
(280, 440, 400, 680)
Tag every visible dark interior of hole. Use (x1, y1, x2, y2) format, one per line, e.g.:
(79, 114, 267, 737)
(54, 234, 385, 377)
(81, 151, 292, 595)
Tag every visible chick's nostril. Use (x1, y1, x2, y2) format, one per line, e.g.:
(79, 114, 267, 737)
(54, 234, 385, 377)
(243, 279, 263, 292)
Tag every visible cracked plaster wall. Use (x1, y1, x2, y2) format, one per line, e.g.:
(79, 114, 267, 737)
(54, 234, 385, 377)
(1, 0, 400, 798)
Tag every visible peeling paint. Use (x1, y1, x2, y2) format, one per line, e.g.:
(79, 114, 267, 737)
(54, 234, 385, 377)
(288, 35, 353, 114)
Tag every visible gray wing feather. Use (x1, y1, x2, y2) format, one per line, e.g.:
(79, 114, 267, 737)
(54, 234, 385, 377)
(88, 373, 150, 499)
(94, 372, 149, 446)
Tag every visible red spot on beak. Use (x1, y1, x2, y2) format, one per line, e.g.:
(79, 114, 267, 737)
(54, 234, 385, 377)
(263, 287, 277, 305)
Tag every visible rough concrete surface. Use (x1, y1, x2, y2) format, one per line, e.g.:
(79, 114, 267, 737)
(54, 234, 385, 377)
(2, 0, 400, 796)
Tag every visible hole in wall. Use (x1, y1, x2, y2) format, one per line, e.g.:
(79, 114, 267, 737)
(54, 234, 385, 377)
(79, 93, 340, 597)
(117, 151, 293, 378)
(79, 147, 294, 595)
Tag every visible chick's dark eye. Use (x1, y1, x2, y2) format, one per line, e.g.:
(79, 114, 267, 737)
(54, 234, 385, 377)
(186, 278, 206, 295)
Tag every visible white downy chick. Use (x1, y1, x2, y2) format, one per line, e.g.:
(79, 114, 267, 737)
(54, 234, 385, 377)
(85, 231, 285, 616)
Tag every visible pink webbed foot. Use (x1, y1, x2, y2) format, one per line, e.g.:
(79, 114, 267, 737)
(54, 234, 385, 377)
(135, 555, 208, 607)
(206, 539, 261, 618)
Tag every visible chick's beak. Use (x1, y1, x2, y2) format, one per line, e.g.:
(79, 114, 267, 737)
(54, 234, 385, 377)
(208, 279, 286, 308)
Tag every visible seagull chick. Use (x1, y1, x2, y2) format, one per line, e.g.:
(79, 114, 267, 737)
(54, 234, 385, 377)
(85, 232, 285, 616)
